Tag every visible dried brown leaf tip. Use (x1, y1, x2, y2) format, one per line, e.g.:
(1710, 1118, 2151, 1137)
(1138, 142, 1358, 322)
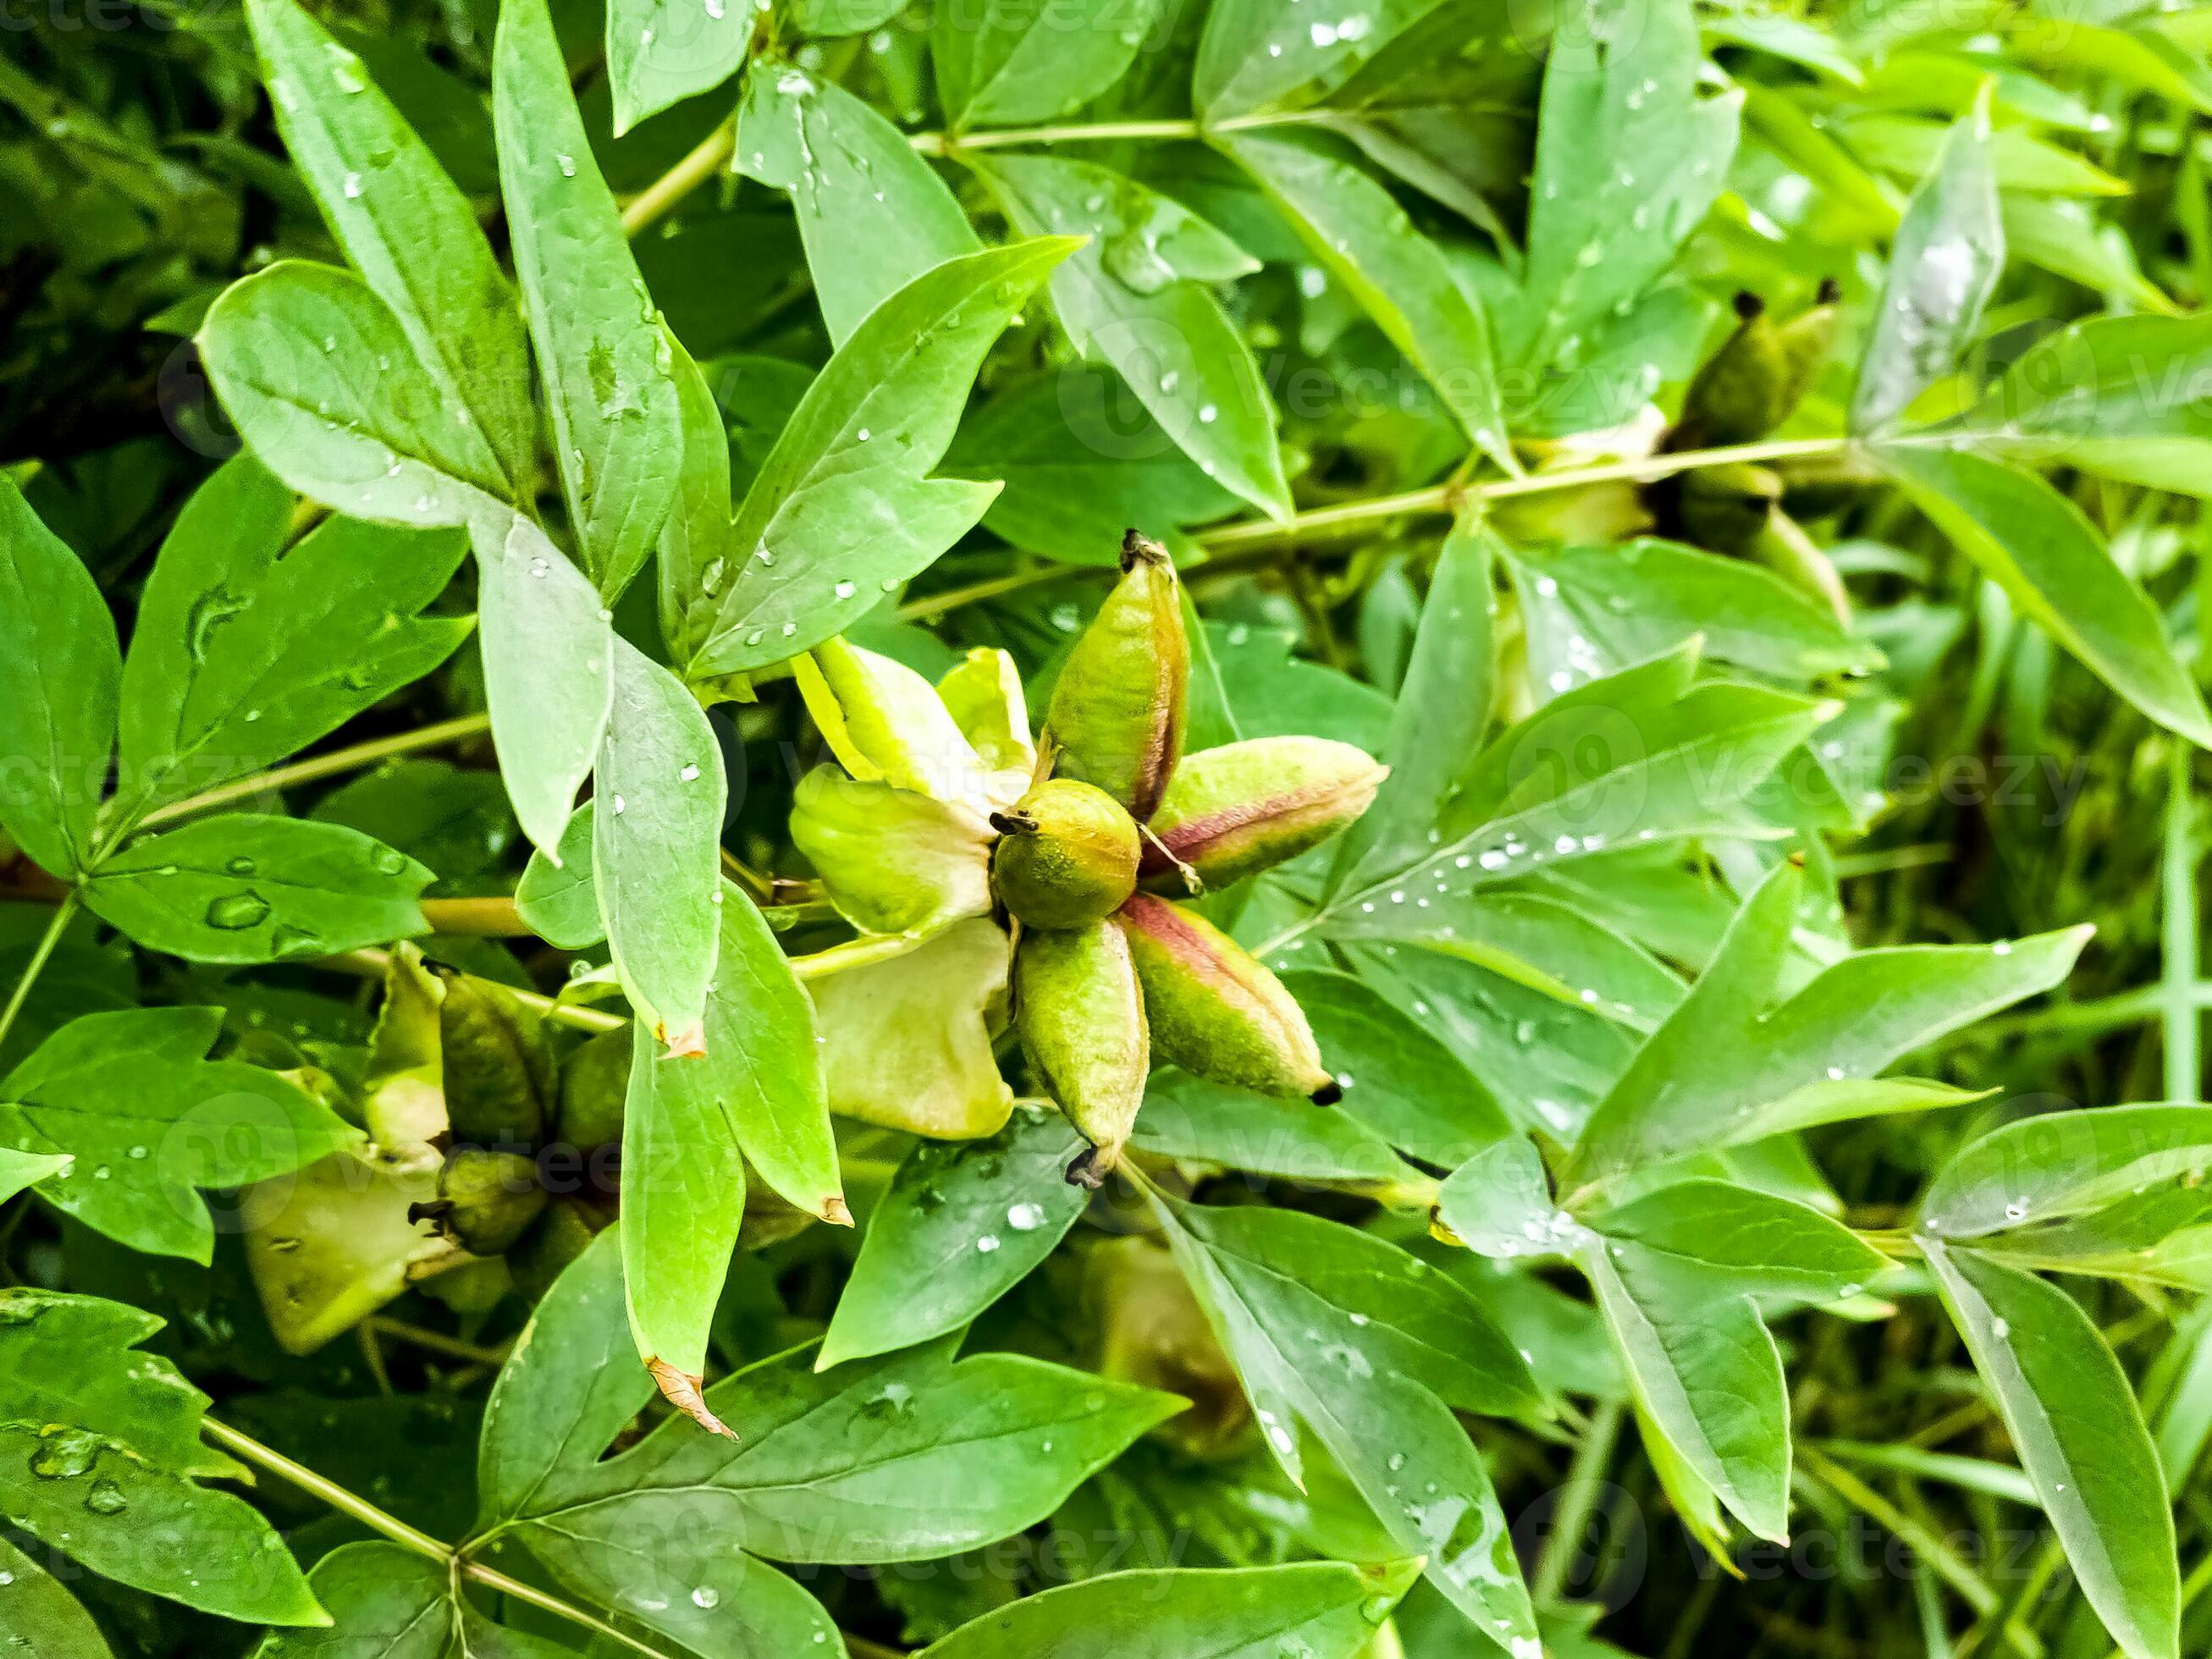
(648, 1358, 738, 1440)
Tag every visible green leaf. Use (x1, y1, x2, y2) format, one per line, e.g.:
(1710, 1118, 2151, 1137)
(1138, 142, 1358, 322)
(515, 804, 604, 947)
(0, 1007, 361, 1260)
(1921, 1105, 2212, 1241)
(1580, 1232, 1792, 1542)
(1156, 1198, 1540, 1641)
(1850, 102, 2002, 433)
(968, 152, 1292, 522)
(1132, 1070, 1420, 1185)
(935, 0, 1169, 129)
(258, 1541, 580, 1657)
(0, 1145, 70, 1201)
(200, 260, 510, 519)
(940, 367, 1241, 564)
(245, 0, 534, 496)
(593, 641, 725, 1050)
(622, 1018, 745, 1379)
(1194, 0, 1447, 119)
(1922, 1241, 2179, 1659)
(113, 458, 472, 820)
(651, 876, 836, 1221)
(494, 1242, 1181, 1559)
(788, 0, 904, 31)
(83, 813, 430, 962)
(607, 0, 753, 135)
(1508, 0, 1742, 370)
(918, 1561, 1420, 1657)
(1949, 312, 2212, 497)
(472, 514, 618, 856)
(1874, 439, 2212, 748)
(1566, 863, 2084, 1195)
(0, 1535, 112, 1659)
(820, 1104, 1089, 1369)
(683, 240, 1074, 676)
(0, 1288, 322, 1624)
(1320, 646, 1826, 934)
(494, 0, 680, 596)
(737, 58, 980, 347)
(1843, 113, 2126, 196)
(1508, 539, 1882, 685)
(1436, 1133, 1558, 1260)
(1268, 968, 1514, 1166)
(1588, 1179, 1887, 1299)
(1219, 130, 1512, 471)
(1327, 515, 1494, 898)
(0, 475, 119, 879)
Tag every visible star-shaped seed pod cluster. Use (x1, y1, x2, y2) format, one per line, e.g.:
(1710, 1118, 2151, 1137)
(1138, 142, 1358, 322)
(789, 532, 1387, 1185)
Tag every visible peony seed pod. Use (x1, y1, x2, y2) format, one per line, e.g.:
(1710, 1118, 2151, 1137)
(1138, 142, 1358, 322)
(1045, 531, 1188, 821)
(418, 1147, 546, 1256)
(1669, 292, 1793, 453)
(1142, 736, 1388, 896)
(1116, 893, 1336, 1102)
(439, 973, 555, 1148)
(991, 778, 1142, 929)
(1013, 920, 1150, 1188)
(1769, 278, 1841, 426)
(554, 1024, 632, 1153)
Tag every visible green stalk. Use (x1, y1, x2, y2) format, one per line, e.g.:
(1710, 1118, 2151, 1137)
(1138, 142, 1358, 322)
(2165, 741, 2201, 1100)
(0, 890, 77, 1058)
(1531, 1396, 1622, 1607)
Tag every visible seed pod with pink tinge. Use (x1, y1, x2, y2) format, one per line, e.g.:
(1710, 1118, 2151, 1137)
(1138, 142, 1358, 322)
(1141, 736, 1388, 896)
(1116, 893, 1338, 1103)
(1013, 921, 1150, 1188)
(1045, 531, 1188, 821)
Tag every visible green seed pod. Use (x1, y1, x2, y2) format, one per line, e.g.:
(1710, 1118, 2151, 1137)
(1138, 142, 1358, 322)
(1045, 532, 1188, 821)
(991, 779, 1142, 929)
(1014, 921, 1150, 1187)
(1670, 292, 1792, 452)
(1116, 894, 1336, 1102)
(1769, 278, 1841, 429)
(505, 1196, 602, 1302)
(420, 1147, 546, 1256)
(438, 973, 554, 1147)
(1142, 736, 1388, 896)
(1675, 460, 1782, 557)
(555, 1025, 632, 1152)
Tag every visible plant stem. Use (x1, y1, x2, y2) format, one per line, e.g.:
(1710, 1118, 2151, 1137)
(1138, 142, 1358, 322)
(134, 714, 493, 834)
(1531, 1395, 1620, 1607)
(909, 117, 1205, 153)
(0, 891, 76, 1056)
(418, 896, 536, 937)
(2165, 741, 2200, 1099)
(621, 118, 736, 236)
(203, 1417, 681, 1659)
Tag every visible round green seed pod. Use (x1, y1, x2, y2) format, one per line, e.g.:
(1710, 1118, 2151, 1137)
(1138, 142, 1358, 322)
(990, 779, 1141, 929)
(423, 1147, 546, 1257)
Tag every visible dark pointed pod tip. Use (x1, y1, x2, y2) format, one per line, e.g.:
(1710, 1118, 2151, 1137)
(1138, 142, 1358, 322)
(1732, 290, 1766, 320)
(1310, 1081, 1344, 1105)
(1815, 277, 1841, 305)
(1120, 528, 1172, 571)
(990, 809, 1038, 835)
(1065, 1146, 1112, 1188)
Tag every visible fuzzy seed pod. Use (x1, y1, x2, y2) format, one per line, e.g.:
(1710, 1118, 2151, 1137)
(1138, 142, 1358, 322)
(1669, 284, 1840, 453)
(1115, 894, 1335, 1102)
(439, 973, 555, 1147)
(1014, 921, 1150, 1187)
(555, 1025, 632, 1153)
(1142, 736, 1388, 896)
(418, 1147, 546, 1256)
(1045, 532, 1188, 820)
(991, 779, 1142, 929)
